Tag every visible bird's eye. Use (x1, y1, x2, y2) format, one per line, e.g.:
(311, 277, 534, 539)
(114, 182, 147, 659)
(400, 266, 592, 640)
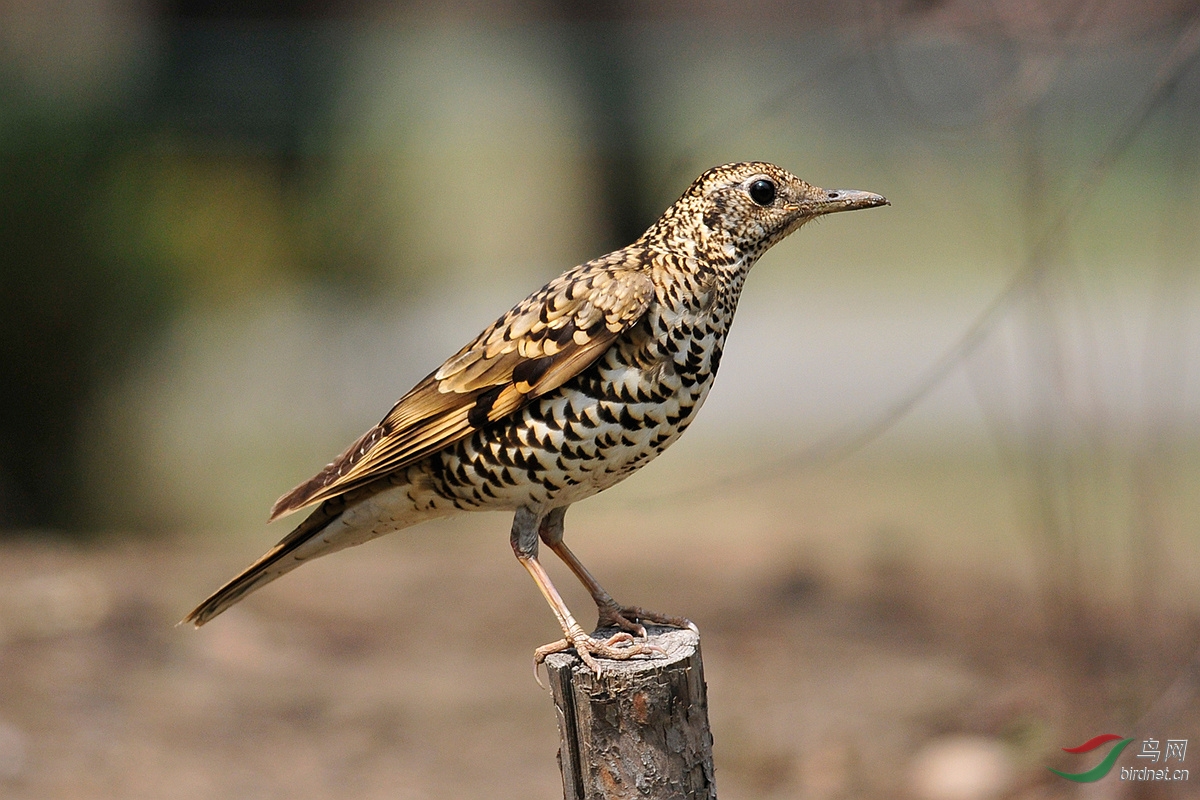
(748, 179, 776, 206)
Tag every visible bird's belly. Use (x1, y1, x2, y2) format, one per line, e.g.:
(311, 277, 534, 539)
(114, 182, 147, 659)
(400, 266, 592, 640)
(426, 369, 713, 511)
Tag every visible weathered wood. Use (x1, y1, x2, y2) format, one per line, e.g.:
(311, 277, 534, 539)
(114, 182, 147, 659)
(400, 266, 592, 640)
(545, 626, 716, 800)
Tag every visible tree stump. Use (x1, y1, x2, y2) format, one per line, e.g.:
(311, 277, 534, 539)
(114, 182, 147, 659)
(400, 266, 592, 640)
(544, 625, 717, 800)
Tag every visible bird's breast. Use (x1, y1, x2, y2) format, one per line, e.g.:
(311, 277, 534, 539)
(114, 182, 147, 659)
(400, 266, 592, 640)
(421, 293, 735, 512)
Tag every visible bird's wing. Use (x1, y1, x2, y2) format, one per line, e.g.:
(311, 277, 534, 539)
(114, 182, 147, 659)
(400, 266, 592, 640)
(268, 256, 655, 521)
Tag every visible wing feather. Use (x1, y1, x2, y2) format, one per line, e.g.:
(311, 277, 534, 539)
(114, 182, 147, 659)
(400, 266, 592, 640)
(268, 256, 654, 521)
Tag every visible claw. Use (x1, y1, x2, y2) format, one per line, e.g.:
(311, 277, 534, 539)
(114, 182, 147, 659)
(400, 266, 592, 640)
(532, 626, 664, 679)
(533, 655, 548, 689)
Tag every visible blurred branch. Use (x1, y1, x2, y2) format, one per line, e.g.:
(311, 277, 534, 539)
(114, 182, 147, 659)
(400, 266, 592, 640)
(643, 7, 1200, 506)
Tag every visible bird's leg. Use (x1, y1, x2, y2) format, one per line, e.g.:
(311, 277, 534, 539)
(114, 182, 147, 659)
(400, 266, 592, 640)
(511, 507, 659, 678)
(537, 507, 695, 639)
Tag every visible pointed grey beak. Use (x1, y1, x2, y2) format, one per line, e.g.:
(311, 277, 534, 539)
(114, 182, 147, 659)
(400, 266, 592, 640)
(789, 188, 889, 216)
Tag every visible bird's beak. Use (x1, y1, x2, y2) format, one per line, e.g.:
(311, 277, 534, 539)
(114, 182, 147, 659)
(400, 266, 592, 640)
(787, 188, 889, 217)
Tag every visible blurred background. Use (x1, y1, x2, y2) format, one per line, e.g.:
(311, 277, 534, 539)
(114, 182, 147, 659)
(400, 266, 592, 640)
(2, 1, 1199, 798)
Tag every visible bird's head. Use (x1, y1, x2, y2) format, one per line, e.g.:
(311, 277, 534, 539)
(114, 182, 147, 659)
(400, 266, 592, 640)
(646, 161, 888, 267)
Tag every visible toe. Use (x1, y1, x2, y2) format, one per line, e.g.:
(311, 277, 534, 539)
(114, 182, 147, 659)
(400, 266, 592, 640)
(597, 606, 648, 638)
(599, 603, 695, 634)
(535, 625, 670, 678)
(532, 638, 574, 688)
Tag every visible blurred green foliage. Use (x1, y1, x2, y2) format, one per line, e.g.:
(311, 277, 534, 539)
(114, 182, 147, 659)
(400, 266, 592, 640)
(0, 104, 175, 529)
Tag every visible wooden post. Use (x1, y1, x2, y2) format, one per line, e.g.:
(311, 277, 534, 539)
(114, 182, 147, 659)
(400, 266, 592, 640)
(544, 625, 717, 800)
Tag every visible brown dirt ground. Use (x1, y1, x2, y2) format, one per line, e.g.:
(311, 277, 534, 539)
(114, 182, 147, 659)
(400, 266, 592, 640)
(1, 467, 1197, 800)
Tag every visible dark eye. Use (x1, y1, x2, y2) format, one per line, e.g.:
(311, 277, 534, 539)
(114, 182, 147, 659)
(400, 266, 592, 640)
(748, 178, 776, 206)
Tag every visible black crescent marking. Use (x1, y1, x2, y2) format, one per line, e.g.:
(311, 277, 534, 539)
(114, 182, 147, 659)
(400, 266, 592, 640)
(468, 385, 505, 428)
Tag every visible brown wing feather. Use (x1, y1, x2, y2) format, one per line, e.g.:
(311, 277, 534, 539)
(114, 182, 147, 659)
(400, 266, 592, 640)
(268, 254, 655, 521)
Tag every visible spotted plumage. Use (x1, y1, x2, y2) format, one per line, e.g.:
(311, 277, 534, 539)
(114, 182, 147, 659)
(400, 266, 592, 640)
(184, 162, 887, 673)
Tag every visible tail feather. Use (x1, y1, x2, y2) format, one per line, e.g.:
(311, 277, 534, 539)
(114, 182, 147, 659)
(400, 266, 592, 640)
(268, 426, 382, 522)
(184, 471, 451, 628)
(183, 497, 347, 627)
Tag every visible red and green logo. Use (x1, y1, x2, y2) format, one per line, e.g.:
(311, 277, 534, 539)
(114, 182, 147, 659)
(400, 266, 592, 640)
(1048, 734, 1135, 782)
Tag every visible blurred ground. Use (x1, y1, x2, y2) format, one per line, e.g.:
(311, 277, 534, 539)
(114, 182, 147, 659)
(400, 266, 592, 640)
(1, 447, 1196, 800)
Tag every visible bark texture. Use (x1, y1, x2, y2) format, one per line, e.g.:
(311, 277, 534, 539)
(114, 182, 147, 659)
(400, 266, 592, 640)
(545, 626, 716, 800)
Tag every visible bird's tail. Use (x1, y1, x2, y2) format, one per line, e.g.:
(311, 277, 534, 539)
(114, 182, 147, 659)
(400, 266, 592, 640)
(182, 498, 349, 627)
(183, 469, 456, 627)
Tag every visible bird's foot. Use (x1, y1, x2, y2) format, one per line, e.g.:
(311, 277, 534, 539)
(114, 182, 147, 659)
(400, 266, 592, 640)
(596, 601, 697, 639)
(533, 627, 665, 682)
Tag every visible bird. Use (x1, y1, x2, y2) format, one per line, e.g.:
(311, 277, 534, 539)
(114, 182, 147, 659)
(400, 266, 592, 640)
(183, 162, 888, 675)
